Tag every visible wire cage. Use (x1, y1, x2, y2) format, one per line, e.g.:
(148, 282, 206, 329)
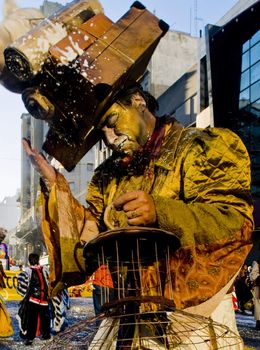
(43, 227, 242, 349)
(84, 227, 181, 312)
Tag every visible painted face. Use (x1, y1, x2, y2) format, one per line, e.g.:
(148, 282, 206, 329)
(100, 102, 150, 157)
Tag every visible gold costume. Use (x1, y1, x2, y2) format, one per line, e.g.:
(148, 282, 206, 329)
(39, 119, 253, 311)
(0, 297, 13, 337)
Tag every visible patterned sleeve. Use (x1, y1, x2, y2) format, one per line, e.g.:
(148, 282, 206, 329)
(16, 271, 29, 297)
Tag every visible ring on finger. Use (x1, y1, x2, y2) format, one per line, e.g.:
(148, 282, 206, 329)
(131, 211, 138, 219)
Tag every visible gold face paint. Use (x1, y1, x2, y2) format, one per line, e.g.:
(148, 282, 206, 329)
(101, 102, 150, 156)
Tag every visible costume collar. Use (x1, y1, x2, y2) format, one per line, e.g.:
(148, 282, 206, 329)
(154, 117, 184, 170)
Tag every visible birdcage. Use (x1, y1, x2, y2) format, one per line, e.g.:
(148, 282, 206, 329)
(42, 227, 242, 349)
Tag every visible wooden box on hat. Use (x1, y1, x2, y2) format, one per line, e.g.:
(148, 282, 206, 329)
(5, 1, 169, 171)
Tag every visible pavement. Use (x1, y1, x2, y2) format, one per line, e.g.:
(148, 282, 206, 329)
(0, 298, 94, 349)
(236, 310, 260, 349)
(0, 299, 260, 349)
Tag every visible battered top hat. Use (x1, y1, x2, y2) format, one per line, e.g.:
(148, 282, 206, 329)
(5, 1, 169, 171)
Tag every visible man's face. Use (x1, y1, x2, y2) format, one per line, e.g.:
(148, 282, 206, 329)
(100, 102, 150, 157)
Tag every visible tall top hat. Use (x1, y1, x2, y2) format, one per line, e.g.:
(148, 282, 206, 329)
(4, 0, 169, 171)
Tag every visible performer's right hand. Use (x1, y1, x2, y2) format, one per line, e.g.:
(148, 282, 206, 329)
(22, 138, 56, 189)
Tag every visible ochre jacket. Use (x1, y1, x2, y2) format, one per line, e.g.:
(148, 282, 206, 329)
(39, 119, 254, 311)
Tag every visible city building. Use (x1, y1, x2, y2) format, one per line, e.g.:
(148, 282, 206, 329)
(157, 0, 260, 262)
(0, 195, 20, 231)
(0, 195, 20, 264)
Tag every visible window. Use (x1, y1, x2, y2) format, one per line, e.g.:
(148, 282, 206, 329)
(251, 80, 260, 103)
(87, 163, 94, 171)
(251, 30, 260, 46)
(251, 60, 260, 85)
(241, 50, 250, 71)
(251, 41, 260, 66)
(238, 29, 260, 199)
(240, 69, 250, 90)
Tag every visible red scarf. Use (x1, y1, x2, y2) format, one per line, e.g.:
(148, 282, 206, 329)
(118, 118, 166, 176)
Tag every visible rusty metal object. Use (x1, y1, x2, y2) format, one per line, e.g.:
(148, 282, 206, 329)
(22, 87, 55, 120)
(4, 0, 103, 81)
(83, 227, 180, 302)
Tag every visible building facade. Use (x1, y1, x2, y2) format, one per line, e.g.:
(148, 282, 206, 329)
(157, 0, 260, 262)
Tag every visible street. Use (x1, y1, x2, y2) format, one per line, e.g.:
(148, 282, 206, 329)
(0, 298, 260, 349)
(236, 310, 260, 349)
(0, 298, 94, 349)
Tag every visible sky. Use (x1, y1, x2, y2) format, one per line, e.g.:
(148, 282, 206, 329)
(0, 0, 239, 202)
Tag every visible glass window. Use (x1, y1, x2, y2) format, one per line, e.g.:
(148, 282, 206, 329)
(241, 50, 250, 71)
(242, 40, 250, 53)
(251, 29, 260, 47)
(240, 69, 250, 91)
(228, 30, 260, 199)
(239, 99, 250, 110)
(251, 80, 260, 103)
(251, 41, 260, 66)
(251, 60, 260, 84)
(239, 88, 249, 101)
(252, 98, 260, 115)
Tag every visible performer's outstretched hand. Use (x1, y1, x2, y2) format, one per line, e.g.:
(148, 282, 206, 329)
(22, 138, 56, 188)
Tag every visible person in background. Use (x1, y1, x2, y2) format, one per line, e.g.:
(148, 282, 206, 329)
(16, 253, 51, 346)
(234, 264, 253, 314)
(0, 260, 7, 290)
(250, 258, 260, 330)
(0, 230, 9, 270)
